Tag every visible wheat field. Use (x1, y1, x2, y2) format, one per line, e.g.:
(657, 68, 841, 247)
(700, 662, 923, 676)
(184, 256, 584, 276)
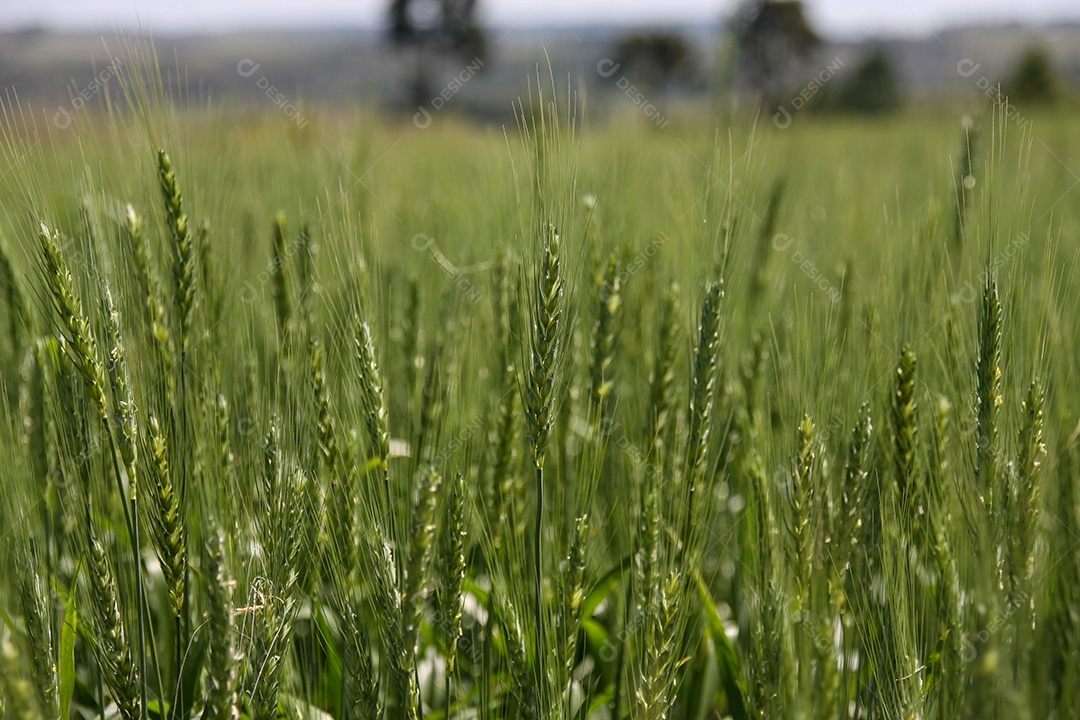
(0, 47, 1078, 720)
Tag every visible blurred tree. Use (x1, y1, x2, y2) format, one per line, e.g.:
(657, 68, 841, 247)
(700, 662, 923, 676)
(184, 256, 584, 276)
(388, 0, 488, 109)
(832, 49, 902, 114)
(1004, 46, 1060, 105)
(734, 0, 821, 107)
(612, 32, 701, 92)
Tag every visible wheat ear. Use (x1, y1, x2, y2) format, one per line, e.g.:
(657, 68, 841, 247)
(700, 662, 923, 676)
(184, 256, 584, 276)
(589, 253, 621, 412)
(146, 415, 187, 617)
(680, 278, 723, 555)
(157, 150, 195, 354)
(438, 471, 467, 711)
(201, 529, 240, 720)
(524, 225, 565, 712)
(38, 224, 107, 422)
(17, 563, 58, 717)
(401, 467, 441, 720)
(85, 517, 141, 720)
(975, 278, 1002, 519)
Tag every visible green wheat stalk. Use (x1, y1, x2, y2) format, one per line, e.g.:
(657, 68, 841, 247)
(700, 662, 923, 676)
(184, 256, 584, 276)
(157, 150, 195, 355)
(201, 529, 241, 720)
(438, 471, 467, 714)
(975, 278, 1002, 519)
(523, 224, 565, 713)
(680, 277, 723, 556)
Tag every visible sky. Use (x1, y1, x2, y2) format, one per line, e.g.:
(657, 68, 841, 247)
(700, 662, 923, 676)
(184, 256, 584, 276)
(3, 0, 1079, 38)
